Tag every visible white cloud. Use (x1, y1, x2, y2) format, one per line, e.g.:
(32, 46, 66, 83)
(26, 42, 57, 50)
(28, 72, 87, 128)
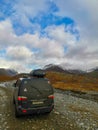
(51, 0, 98, 70)
(0, 20, 15, 48)
(45, 25, 76, 46)
(0, 0, 98, 73)
(14, 0, 48, 17)
(6, 46, 33, 60)
(0, 58, 30, 72)
(55, 0, 98, 39)
(11, 0, 49, 27)
(0, 20, 67, 72)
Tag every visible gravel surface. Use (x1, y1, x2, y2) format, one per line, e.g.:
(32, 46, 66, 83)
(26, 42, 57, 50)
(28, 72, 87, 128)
(0, 86, 98, 130)
(55, 89, 98, 130)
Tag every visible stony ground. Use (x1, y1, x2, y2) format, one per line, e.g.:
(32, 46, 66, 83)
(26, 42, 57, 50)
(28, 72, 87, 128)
(55, 89, 98, 130)
(0, 86, 98, 130)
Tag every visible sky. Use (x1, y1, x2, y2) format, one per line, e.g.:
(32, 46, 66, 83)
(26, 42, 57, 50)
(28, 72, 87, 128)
(0, 0, 98, 72)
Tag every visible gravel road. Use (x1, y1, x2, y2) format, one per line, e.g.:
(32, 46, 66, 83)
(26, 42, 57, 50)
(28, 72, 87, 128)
(0, 86, 98, 130)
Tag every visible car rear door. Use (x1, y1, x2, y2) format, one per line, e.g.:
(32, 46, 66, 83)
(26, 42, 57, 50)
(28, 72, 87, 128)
(19, 78, 54, 108)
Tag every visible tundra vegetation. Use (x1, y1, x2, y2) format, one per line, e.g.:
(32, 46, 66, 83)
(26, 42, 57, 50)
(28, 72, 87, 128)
(46, 72, 98, 92)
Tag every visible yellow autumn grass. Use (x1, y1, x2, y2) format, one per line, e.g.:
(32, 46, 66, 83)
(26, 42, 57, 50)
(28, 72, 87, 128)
(0, 71, 98, 92)
(46, 72, 98, 92)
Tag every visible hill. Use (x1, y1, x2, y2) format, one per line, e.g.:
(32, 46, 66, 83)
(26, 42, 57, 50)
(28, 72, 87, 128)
(44, 64, 86, 75)
(0, 68, 17, 76)
(46, 71, 98, 92)
(0, 68, 18, 82)
(0, 66, 98, 92)
(44, 64, 67, 73)
(86, 68, 98, 78)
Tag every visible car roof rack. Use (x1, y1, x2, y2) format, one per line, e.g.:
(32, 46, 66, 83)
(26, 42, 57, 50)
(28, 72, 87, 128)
(30, 69, 46, 78)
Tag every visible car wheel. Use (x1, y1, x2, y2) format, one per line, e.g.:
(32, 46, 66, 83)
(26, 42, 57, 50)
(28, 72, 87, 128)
(13, 98, 15, 104)
(45, 110, 52, 115)
(15, 105, 20, 118)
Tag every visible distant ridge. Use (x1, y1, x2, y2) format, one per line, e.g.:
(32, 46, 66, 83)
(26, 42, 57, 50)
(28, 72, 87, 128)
(44, 64, 85, 74)
(0, 65, 98, 82)
(0, 68, 18, 82)
(86, 67, 98, 77)
(0, 68, 17, 76)
(44, 64, 68, 73)
(67, 69, 86, 74)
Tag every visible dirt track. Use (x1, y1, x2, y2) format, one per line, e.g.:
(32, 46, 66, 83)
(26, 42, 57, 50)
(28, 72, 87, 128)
(0, 86, 98, 130)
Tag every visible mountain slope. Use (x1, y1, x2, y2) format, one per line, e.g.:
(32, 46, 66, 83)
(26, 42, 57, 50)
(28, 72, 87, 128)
(0, 68, 18, 82)
(44, 64, 69, 73)
(0, 68, 17, 76)
(44, 64, 86, 74)
(46, 71, 98, 92)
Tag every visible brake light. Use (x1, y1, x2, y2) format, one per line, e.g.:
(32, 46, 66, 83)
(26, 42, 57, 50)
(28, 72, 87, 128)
(48, 95, 54, 99)
(22, 110, 27, 113)
(18, 96, 27, 101)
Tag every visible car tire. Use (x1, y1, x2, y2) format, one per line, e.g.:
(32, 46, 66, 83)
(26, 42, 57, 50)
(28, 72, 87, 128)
(15, 105, 20, 118)
(45, 110, 52, 115)
(13, 98, 15, 104)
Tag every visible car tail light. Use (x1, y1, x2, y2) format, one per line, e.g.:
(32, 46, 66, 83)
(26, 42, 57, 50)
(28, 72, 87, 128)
(48, 95, 54, 99)
(18, 96, 27, 101)
(22, 109, 27, 113)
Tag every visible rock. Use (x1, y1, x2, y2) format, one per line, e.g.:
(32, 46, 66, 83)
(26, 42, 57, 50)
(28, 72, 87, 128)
(54, 111, 60, 115)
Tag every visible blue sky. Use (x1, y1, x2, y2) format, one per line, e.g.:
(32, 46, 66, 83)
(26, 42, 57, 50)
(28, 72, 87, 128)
(0, 0, 98, 72)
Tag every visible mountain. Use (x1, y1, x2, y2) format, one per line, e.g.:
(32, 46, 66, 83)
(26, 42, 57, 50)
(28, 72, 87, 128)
(44, 64, 68, 73)
(6, 69, 18, 76)
(0, 68, 18, 82)
(93, 68, 98, 72)
(0, 68, 17, 76)
(67, 69, 86, 74)
(86, 68, 98, 77)
(44, 64, 86, 74)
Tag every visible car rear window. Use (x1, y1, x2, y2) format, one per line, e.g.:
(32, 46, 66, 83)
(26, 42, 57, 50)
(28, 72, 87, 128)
(19, 78, 53, 97)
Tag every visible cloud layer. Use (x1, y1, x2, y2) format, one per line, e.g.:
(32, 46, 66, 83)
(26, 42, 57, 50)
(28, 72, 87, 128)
(0, 0, 98, 72)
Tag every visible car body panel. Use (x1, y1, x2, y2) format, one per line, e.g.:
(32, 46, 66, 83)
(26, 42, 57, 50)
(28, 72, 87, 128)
(13, 77, 54, 117)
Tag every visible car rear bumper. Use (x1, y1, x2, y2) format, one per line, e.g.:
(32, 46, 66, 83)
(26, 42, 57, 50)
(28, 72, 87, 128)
(17, 104, 54, 115)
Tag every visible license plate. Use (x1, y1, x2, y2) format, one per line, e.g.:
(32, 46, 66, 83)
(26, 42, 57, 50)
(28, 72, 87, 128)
(32, 101, 43, 105)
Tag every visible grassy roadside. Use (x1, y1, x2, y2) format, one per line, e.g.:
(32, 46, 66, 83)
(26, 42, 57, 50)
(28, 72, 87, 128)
(0, 71, 98, 92)
(46, 72, 98, 92)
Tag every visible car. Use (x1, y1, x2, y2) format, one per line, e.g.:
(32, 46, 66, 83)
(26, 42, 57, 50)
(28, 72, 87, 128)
(13, 70, 54, 117)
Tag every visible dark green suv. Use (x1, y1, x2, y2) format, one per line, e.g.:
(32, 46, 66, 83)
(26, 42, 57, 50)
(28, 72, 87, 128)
(13, 71, 54, 117)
